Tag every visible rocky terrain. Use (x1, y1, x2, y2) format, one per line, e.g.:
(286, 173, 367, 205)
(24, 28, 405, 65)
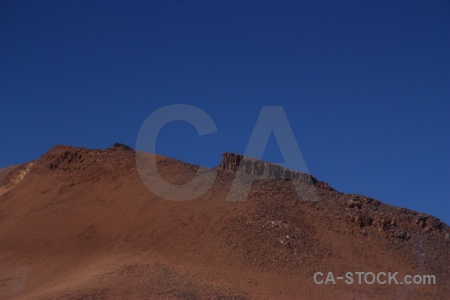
(0, 144, 448, 299)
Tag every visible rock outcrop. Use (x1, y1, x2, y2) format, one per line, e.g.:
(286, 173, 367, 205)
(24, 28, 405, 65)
(110, 143, 133, 151)
(218, 153, 313, 183)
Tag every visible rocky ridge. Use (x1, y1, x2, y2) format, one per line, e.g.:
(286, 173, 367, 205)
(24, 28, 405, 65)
(0, 144, 449, 299)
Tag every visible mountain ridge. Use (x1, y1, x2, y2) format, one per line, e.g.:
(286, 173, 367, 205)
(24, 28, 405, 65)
(0, 143, 448, 299)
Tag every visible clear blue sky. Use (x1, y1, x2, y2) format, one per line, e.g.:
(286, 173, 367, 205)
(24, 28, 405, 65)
(1, 1, 449, 224)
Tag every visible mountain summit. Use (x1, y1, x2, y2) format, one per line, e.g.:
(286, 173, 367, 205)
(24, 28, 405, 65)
(0, 144, 448, 299)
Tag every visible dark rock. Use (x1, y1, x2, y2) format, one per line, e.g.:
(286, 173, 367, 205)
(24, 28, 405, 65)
(217, 153, 313, 184)
(111, 143, 133, 151)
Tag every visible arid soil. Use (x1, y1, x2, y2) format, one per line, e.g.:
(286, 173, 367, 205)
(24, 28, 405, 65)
(0, 144, 448, 299)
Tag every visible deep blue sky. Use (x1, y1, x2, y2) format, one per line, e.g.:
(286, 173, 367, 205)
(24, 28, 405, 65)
(1, 1, 449, 224)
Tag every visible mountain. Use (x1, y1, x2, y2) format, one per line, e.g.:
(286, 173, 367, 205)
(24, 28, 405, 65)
(0, 144, 448, 299)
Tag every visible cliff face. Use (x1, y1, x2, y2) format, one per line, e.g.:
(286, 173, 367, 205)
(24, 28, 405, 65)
(218, 152, 313, 183)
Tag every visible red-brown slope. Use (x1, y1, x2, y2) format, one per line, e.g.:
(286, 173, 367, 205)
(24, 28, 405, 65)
(0, 144, 448, 299)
